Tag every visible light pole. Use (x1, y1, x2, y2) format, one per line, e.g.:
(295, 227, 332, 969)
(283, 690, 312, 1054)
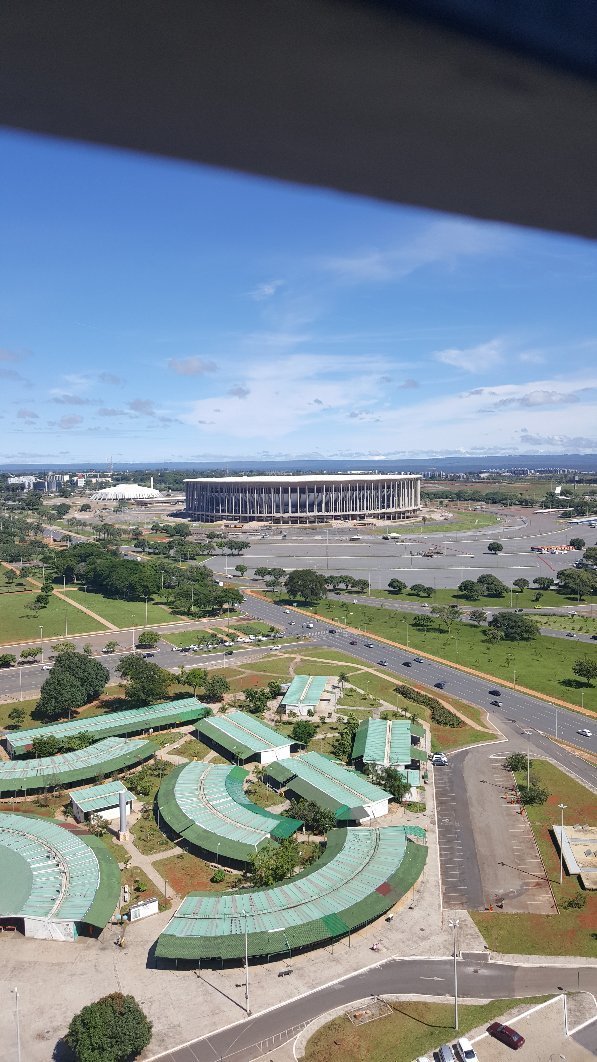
(65, 609, 68, 638)
(554, 703, 558, 740)
(132, 626, 136, 651)
(144, 596, 149, 624)
(558, 803, 567, 886)
(12, 987, 21, 1062)
(39, 626, 44, 664)
(19, 668, 22, 702)
(243, 910, 251, 1014)
(448, 918, 459, 1030)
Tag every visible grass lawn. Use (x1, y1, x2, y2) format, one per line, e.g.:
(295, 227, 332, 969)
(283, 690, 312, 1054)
(0, 591, 106, 644)
(100, 832, 130, 865)
(177, 737, 228, 762)
(310, 599, 597, 711)
(472, 760, 597, 957)
(154, 851, 236, 893)
(61, 587, 181, 628)
(122, 864, 170, 912)
(370, 511, 500, 536)
(245, 777, 280, 809)
(131, 810, 174, 855)
(304, 998, 548, 1062)
(0, 795, 64, 818)
(0, 696, 40, 729)
(538, 614, 597, 635)
(235, 620, 280, 636)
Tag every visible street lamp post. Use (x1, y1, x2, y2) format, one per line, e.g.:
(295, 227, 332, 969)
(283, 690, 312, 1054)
(558, 803, 567, 886)
(554, 703, 558, 740)
(448, 918, 460, 1030)
(243, 910, 251, 1014)
(39, 626, 44, 664)
(12, 987, 21, 1062)
(144, 596, 148, 624)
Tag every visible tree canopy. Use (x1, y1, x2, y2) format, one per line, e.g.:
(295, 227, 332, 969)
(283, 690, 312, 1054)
(117, 654, 172, 706)
(36, 652, 109, 721)
(488, 612, 539, 641)
(284, 568, 328, 603)
(66, 992, 152, 1062)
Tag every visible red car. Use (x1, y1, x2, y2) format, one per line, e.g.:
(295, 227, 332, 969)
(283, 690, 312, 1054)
(487, 1022, 525, 1050)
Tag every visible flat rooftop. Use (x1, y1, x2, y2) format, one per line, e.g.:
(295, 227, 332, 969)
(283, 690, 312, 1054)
(282, 675, 330, 709)
(353, 718, 416, 767)
(197, 711, 291, 760)
(69, 780, 134, 814)
(271, 751, 391, 815)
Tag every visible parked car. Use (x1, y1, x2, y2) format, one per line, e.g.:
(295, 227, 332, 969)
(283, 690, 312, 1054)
(40, 664, 52, 670)
(431, 752, 448, 766)
(454, 1036, 478, 1061)
(577, 728, 593, 737)
(437, 1044, 456, 1062)
(434, 681, 446, 689)
(487, 1022, 525, 1050)
(142, 652, 155, 659)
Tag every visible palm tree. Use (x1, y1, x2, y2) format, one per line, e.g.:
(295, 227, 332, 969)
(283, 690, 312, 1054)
(338, 670, 349, 691)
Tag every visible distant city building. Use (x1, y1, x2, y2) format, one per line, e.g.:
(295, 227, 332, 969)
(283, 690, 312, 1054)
(91, 482, 163, 501)
(185, 473, 421, 524)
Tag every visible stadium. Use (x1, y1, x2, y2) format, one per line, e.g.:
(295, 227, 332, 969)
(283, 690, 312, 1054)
(185, 473, 421, 524)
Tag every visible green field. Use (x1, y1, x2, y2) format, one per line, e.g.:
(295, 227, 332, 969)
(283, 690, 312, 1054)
(472, 760, 597, 957)
(0, 591, 106, 644)
(371, 511, 499, 535)
(311, 599, 597, 711)
(305, 998, 548, 1062)
(538, 614, 597, 635)
(61, 587, 180, 628)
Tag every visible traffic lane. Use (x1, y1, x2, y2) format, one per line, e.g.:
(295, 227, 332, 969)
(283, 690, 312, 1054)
(157, 959, 597, 1062)
(241, 595, 597, 758)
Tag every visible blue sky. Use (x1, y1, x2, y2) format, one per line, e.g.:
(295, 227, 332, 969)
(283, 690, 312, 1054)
(1, 129, 597, 463)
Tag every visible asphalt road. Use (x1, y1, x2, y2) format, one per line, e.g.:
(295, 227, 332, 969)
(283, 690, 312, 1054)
(240, 593, 597, 769)
(149, 957, 597, 1062)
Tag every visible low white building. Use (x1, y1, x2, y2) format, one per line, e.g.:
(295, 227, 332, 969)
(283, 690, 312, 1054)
(69, 780, 134, 824)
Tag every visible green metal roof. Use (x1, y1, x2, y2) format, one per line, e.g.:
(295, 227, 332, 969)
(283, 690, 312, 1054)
(197, 711, 291, 761)
(282, 675, 330, 709)
(68, 780, 134, 815)
(6, 697, 207, 756)
(0, 737, 156, 796)
(271, 751, 391, 819)
(156, 826, 427, 961)
(157, 762, 302, 863)
(352, 719, 418, 768)
(0, 812, 120, 929)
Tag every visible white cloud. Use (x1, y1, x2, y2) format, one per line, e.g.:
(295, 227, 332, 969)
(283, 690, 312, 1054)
(248, 280, 283, 301)
(434, 339, 504, 373)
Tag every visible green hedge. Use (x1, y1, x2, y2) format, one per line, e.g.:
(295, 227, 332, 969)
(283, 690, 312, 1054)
(395, 684, 463, 729)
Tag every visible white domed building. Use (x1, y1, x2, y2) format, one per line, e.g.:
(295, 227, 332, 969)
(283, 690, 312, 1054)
(91, 483, 163, 502)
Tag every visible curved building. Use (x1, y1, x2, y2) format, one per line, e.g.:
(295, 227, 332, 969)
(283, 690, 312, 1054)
(185, 473, 421, 524)
(91, 482, 163, 501)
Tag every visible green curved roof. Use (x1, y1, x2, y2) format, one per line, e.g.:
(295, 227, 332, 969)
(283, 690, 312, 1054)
(6, 697, 207, 757)
(157, 762, 302, 863)
(0, 737, 156, 796)
(197, 711, 290, 761)
(156, 826, 427, 961)
(0, 812, 120, 929)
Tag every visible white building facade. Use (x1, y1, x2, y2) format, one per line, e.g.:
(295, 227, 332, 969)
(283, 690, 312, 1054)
(185, 473, 421, 524)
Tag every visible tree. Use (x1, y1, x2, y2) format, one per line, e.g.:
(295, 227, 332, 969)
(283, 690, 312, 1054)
(332, 713, 360, 762)
(0, 653, 16, 668)
(201, 675, 231, 702)
(32, 735, 63, 757)
(557, 568, 597, 601)
(117, 654, 171, 706)
(469, 609, 487, 626)
(284, 568, 328, 603)
(66, 992, 152, 1062)
(7, 705, 25, 728)
(80, 503, 92, 512)
(287, 798, 335, 834)
(458, 579, 481, 601)
(51, 640, 77, 655)
(136, 629, 160, 648)
(250, 836, 300, 886)
(234, 563, 248, 577)
(487, 541, 503, 554)
(569, 537, 586, 550)
(291, 720, 316, 745)
(37, 652, 109, 721)
(103, 640, 119, 654)
(533, 576, 554, 590)
(504, 752, 529, 772)
(410, 583, 433, 597)
(373, 767, 411, 803)
(583, 546, 597, 565)
(476, 573, 508, 597)
(519, 782, 549, 806)
(387, 578, 406, 594)
(267, 680, 282, 698)
(264, 567, 287, 591)
(489, 612, 539, 641)
(19, 647, 42, 661)
(181, 667, 208, 696)
(572, 657, 597, 686)
(338, 670, 349, 690)
(254, 566, 271, 580)
(411, 614, 433, 631)
(512, 578, 529, 592)
(430, 604, 461, 633)
(243, 686, 270, 714)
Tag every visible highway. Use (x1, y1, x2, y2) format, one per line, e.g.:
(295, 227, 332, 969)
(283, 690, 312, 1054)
(240, 593, 597, 777)
(148, 956, 597, 1062)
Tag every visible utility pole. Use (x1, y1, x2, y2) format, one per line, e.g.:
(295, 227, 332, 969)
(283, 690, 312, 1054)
(244, 910, 251, 1014)
(12, 987, 21, 1062)
(39, 626, 44, 664)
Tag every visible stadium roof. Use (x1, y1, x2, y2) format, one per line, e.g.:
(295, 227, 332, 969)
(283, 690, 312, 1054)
(197, 711, 291, 762)
(69, 780, 134, 815)
(6, 698, 208, 756)
(0, 812, 120, 929)
(282, 675, 330, 709)
(185, 474, 420, 484)
(91, 482, 163, 500)
(0, 737, 156, 796)
(352, 719, 423, 768)
(156, 826, 427, 961)
(267, 751, 391, 819)
(157, 763, 301, 864)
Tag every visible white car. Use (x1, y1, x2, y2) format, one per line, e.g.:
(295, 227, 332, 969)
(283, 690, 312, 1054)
(578, 728, 593, 737)
(40, 664, 52, 671)
(454, 1037, 478, 1062)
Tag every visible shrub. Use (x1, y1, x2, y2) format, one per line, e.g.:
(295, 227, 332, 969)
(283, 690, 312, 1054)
(561, 890, 587, 910)
(211, 868, 226, 883)
(505, 752, 529, 772)
(66, 992, 152, 1062)
(518, 783, 549, 806)
(394, 684, 463, 728)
